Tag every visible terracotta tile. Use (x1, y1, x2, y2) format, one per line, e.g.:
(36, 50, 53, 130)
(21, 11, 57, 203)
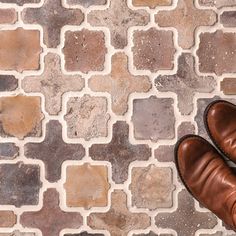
(132, 28, 175, 72)
(0, 0, 40, 5)
(88, 190, 151, 236)
(22, 53, 84, 115)
(64, 95, 110, 140)
(0, 95, 44, 139)
(20, 188, 83, 236)
(155, 0, 216, 49)
(132, 96, 175, 141)
(63, 29, 107, 73)
(155, 53, 216, 115)
(0, 162, 41, 207)
(22, 0, 84, 48)
(89, 52, 151, 115)
(221, 11, 236, 27)
(155, 190, 218, 235)
(0, 9, 17, 24)
(0, 143, 19, 160)
(132, 0, 172, 8)
(221, 78, 236, 95)
(199, 0, 236, 8)
(197, 30, 236, 75)
(0, 231, 36, 236)
(88, 0, 149, 49)
(25, 120, 85, 182)
(67, 0, 106, 7)
(0, 211, 16, 227)
(64, 163, 110, 209)
(129, 165, 175, 210)
(89, 121, 151, 184)
(0, 28, 41, 72)
(194, 96, 236, 141)
(155, 122, 195, 162)
(0, 75, 18, 92)
(64, 233, 104, 236)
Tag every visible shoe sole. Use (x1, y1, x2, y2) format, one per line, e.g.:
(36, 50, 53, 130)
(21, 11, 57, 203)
(203, 99, 236, 164)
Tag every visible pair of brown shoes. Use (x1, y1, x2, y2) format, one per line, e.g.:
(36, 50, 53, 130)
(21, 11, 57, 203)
(175, 100, 236, 231)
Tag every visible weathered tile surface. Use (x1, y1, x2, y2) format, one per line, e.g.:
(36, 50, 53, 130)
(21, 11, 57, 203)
(64, 233, 104, 236)
(199, 0, 236, 8)
(22, 53, 84, 115)
(22, 0, 84, 48)
(197, 30, 236, 75)
(134, 232, 173, 236)
(89, 52, 151, 115)
(64, 95, 110, 140)
(221, 11, 236, 27)
(89, 121, 151, 184)
(88, 190, 151, 236)
(0, 95, 44, 139)
(155, 190, 218, 235)
(130, 165, 175, 210)
(132, 28, 175, 72)
(0, 231, 36, 236)
(0, 28, 41, 72)
(64, 163, 110, 209)
(132, 96, 175, 141)
(0, 143, 19, 159)
(25, 120, 85, 182)
(88, 0, 149, 49)
(0, 162, 41, 207)
(0, 211, 16, 227)
(66, 0, 106, 7)
(0, 75, 18, 91)
(0, 0, 40, 5)
(132, 0, 172, 8)
(221, 78, 236, 95)
(155, 0, 216, 49)
(63, 29, 107, 73)
(20, 188, 83, 236)
(155, 53, 216, 115)
(0, 9, 17, 24)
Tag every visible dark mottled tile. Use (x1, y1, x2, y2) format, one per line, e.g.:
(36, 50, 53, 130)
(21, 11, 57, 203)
(0, 75, 18, 91)
(0, 143, 19, 159)
(67, 0, 106, 7)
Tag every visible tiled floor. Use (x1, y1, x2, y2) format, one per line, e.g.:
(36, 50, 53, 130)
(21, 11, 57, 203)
(0, 0, 236, 235)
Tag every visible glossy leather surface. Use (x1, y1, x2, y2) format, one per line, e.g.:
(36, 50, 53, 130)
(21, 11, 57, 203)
(176, 135, 236, 230)
(206, 100, 236, 162)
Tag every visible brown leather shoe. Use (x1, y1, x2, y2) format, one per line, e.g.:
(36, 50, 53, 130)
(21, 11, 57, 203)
(175, 134, 236, 230)
(204, 100, 236, 163)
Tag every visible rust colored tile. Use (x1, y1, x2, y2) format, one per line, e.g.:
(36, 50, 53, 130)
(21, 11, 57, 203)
(25, 120, 85, 182)
(67, 0, 106, 7)
(0, 75, 18, 92)
(155, 53, 216, 115)
(155, 0, 216, 49)
(64, 95, 110, 140)
(0, 9, 17, 24)
(0, 0, 40, 5)
(129, 165, 175, 210)
(22, 0, 84, 48)
(0, 162, 41, 207)
(199, 0, 236, 8)
(0, 143, 19, 160)
(88, 0, 149, 49)
(0, 95, 44, 139)
(221, 11, 236, 27)
(22, 53, 84, 115)
(89, 121, 151, 184)
(221, 78, 236, 95)
(0, 28, 41, 72)
(132, 0, 172, 8)
(89, 52, 151, 115)
(0, 211, 16, 227)
(132, 28, 175, 72)
(132, 96, 175, 141)
(155, 190, 218, 235)
(20, 188, 83, 236)
(88, 190, 151, 236)
(64, 163, 110, 209)
(197, 30, 236, 75)
(63, 29, 107, 73)
(155, 122, 195, 163)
